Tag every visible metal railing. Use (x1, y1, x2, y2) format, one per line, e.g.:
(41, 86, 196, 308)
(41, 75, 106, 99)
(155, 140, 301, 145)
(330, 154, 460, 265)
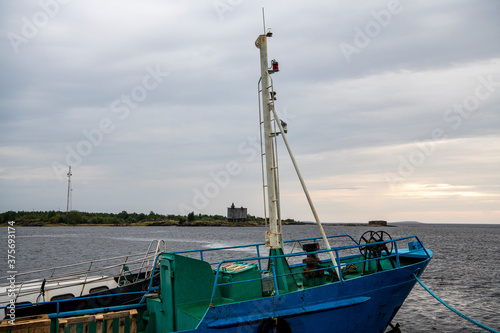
(0, 240, 165, 304)
(172, 234, 359, 270)
(204, 235, 431, 302)
(1, 236, 431, 320)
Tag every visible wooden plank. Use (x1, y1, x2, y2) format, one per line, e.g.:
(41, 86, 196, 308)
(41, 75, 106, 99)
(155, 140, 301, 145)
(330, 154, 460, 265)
(65, 316, 95, 325)
(106, 318, 113, 333)
(0, 315, 49, 325)
(94, 315, 103, 333)
(31, 326, 51, 333)
(63, 315, 98, 333)
(118, 317, 125, 333)
(0, 317, 51, 333)
(129, 310, 137, 333)
(57, 319, 68, 333)
(0, 321, 51, 331)
(101, 311, 130, 320)
(0, 315, 50, 327)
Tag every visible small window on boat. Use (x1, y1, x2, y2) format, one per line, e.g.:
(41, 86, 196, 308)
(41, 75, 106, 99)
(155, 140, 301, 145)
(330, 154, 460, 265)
(50, 293, 75, 301)
(89, 286, 109, 294)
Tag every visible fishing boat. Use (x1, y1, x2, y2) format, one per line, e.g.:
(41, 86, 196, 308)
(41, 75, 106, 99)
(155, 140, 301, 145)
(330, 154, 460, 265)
(0, 240, 165, 321)
(1, 27, 432, 333)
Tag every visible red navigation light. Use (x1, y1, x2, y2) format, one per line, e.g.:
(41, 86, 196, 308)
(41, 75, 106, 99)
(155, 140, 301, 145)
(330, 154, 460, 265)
(271, 59, 279, 72)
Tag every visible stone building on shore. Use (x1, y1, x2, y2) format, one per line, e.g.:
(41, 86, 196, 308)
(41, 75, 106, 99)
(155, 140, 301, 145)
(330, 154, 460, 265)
(227, 203, 247, 222)
(368, 220, 387, 227)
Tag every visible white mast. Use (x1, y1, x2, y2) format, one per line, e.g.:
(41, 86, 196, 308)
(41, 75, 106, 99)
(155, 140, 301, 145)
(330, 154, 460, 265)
(66, 166, 72, 213)
(255, 31, 280, 249)
(255, 25, 340, 276)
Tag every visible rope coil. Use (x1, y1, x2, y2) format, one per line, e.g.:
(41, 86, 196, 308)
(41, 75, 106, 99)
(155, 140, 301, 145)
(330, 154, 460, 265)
(413, 274, 499, 333)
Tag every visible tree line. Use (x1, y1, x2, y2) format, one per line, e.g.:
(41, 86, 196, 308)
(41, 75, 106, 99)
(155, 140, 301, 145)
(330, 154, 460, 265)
(0, 210, 270, 226)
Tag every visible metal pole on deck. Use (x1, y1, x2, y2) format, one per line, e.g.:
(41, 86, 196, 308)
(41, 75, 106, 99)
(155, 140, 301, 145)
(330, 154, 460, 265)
(270, 109, 341, 277)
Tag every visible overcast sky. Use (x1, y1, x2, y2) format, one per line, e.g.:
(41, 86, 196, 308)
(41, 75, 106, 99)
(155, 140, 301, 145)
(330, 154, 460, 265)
(1, 0, 499, 224)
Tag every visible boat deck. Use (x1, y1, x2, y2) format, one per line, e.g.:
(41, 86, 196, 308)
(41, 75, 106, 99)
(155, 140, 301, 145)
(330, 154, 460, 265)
(160, 234, 432, 328)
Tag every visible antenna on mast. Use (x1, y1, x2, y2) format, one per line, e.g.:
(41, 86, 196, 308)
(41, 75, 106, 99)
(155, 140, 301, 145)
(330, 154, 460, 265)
(66, 166, 72, 214)
(262, 7, 266, 34)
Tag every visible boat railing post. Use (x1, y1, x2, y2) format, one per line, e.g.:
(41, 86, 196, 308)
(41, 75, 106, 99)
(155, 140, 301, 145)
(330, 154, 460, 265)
(415, 236, 431, 259)
(146, 240, 165, 279)
(270, 259, 280, 296)
(79, 262, 92, 297)
(394, 241, 401, 269)
(139, 240, 159, 280)
(117, 256, 130, 286)
(140, 253, 163, 303)
(210, 262, 224, 306)
(256, 245, 262, 271)
(335, 249, 343, 283)
(14, 281, 25, 302)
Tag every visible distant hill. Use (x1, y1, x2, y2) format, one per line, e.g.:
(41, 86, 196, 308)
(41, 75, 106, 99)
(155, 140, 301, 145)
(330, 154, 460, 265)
(390, 221, 424, 225)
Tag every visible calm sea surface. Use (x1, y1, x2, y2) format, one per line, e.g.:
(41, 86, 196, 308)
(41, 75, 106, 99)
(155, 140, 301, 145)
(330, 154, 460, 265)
(1, 224, 499, 332)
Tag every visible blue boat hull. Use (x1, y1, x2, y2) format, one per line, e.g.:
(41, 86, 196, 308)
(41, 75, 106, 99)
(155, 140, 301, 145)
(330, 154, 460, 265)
(177, 257, 430, 333)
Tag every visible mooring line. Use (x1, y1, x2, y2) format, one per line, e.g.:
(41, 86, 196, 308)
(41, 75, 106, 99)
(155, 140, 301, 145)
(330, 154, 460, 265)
(413, 274, 499, 333)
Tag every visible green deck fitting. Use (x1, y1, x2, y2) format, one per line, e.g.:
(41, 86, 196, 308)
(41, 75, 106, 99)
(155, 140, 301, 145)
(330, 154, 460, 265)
(217, 262, 262, 301)
(268, 248, 299, 294)
(151, 253, 216, 333)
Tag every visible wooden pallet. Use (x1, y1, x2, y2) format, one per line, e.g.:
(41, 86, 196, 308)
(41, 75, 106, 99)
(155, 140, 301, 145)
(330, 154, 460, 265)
(0, 315, 51, 333)
(0, 310, 138, 333)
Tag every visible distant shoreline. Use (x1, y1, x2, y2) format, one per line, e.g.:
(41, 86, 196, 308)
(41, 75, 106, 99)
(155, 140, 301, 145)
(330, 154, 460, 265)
(0, 221, 406, 228)
(0, 210, 300, 227)
(324, 223, 397, 227)
(0, 220, 309, 227)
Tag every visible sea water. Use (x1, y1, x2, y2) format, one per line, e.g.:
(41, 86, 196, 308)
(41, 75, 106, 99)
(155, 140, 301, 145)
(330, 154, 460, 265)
(1, 224, 499, 332)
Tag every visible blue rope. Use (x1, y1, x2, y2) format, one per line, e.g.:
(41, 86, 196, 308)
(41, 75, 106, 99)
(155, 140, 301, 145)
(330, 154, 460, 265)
(413, 274, 499, 333)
